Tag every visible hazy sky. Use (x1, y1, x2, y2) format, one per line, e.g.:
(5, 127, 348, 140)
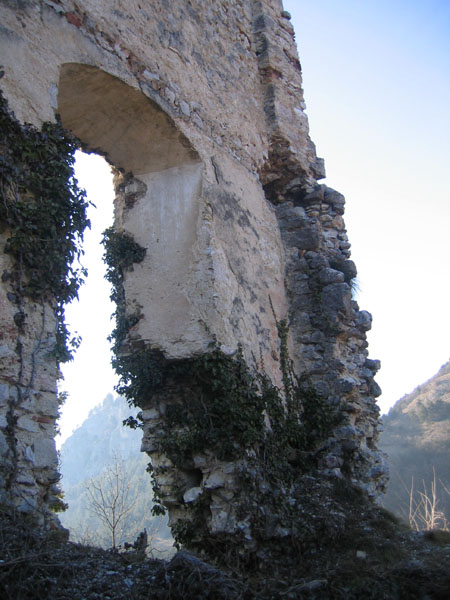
(284, 0, 450, 410)
(58, 153, 116, 445)
(58, 1, 450, 444)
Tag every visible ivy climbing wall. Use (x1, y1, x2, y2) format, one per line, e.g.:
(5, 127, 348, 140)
(0, 0, 387, 555)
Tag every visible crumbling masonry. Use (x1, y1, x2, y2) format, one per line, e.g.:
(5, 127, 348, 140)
(0, 0, 387, 555)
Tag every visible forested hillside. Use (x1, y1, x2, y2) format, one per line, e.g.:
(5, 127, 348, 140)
(59, 394, 173, 555)
(380, 360, 450, 528)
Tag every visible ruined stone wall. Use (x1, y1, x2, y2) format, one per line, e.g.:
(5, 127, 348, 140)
(0, 0, 387, 549)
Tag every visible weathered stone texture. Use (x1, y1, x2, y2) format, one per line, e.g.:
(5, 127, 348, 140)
(0, 0, 386, 550)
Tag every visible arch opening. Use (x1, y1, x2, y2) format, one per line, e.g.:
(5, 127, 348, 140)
(57, 150, 117, 447)
(57, 63, 206, 362)
(55, 64, 207, 544)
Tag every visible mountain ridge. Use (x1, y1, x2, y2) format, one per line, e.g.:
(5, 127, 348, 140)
(59, 394, 173, 552)
(379, 358, 450, 525)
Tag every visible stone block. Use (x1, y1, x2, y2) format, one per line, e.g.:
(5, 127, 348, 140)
(329, 258, 357, 282)
(336, 377, 356, 394)
(365, 358, 381, 372)
(23, 445, 35, 463)
(203, 470, 226, 489)
(323, 186, 346, 209)
(193, 454, 208, 468)
(33, 438, 58, 468)
(17, 496, 38, 513)
(368, 379, 382, 398)
(289, 224, 320, 250)
(17, 415, 41, 433)
(16, 470, 35, 485)
(141, 408, 160, 421)
(321, 283, 352, 317)
(0, 383, 12, 407)
(210, 505, 235, 534)
(183, 486, 202, 503)
(36, 392, 60, 418)
(140, 437, 158, 453)
(0, 430, 9, 456)
(180, 100, 190, 116)
(318, 268, 345, 286)
(368, 461, 389, 479)
(46, 469, 61, 483)
(356, 310, 372, 331)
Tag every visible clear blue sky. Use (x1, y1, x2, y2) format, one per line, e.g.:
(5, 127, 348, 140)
(59, 1, 450, 443)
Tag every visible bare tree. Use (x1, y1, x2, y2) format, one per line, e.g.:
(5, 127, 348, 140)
(72, 524, 98, 547)
(84, 454, 137, 548)
(399, 468, 450, 531)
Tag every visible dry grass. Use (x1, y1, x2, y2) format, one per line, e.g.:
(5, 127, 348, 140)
(1, 500, 450, 599)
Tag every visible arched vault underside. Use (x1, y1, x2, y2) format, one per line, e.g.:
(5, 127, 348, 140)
(58, 63, 199, 175)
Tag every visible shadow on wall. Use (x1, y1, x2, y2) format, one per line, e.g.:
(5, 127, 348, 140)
(58, 64, 199, 175)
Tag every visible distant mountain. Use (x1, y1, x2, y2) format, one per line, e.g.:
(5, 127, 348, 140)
(379, 360, 450, 528)
(60, 394, 140, 484)
(59, 365, 450, 548)
(59, 394, 173, 554)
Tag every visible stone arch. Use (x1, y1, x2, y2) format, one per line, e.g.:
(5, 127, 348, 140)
(55, 64, 223, 541)
(57, 64, 199, 175)
(58, 64, 209, 360)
